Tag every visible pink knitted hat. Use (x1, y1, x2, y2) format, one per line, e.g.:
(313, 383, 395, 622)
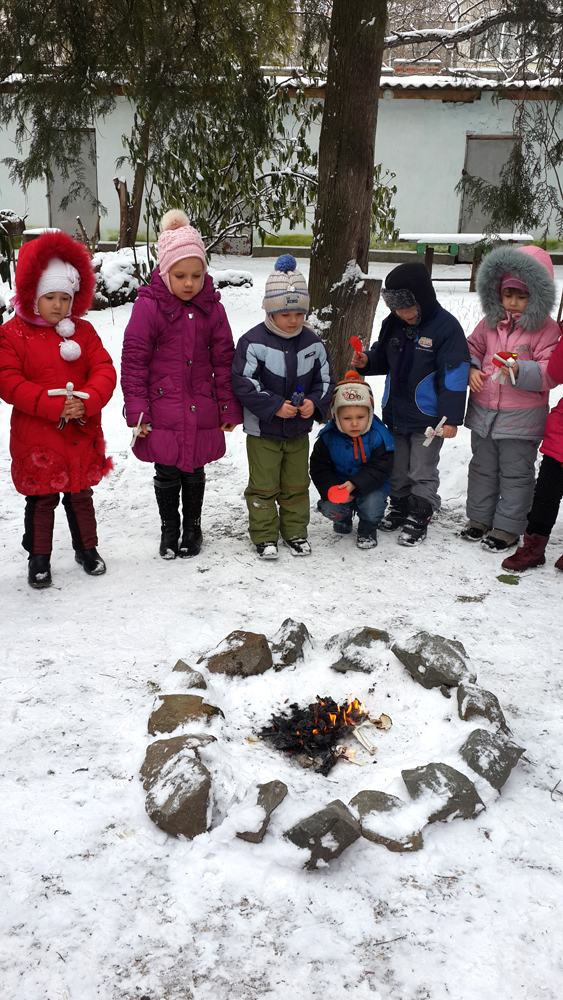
(500, 273, 529, 294)
(157, 209, 207, 292)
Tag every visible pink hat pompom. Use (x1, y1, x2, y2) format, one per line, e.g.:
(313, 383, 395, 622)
(161, 209, 190, 232)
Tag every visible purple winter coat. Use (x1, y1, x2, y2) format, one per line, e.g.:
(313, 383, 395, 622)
(121, 269, 242, 471)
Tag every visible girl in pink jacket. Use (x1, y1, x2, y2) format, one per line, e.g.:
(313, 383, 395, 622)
(461, 245, 560, 551)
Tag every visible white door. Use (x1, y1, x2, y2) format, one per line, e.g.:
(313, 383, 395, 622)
(48, 130, 99, 239)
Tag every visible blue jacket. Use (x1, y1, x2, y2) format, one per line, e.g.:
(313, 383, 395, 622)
(310, 417, 394, 500)
(232, 322, 335, 439)
(362, 305, 470, 435)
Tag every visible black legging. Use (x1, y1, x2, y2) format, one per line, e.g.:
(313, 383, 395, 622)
(527, 454, 563, 536)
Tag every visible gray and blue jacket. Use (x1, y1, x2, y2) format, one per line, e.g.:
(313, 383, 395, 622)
(232, 322, 335, 439)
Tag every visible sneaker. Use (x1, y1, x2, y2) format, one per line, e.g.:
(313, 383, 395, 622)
(481, 528, 519, 552)
(284, 537, 312, 556)
(28, 554, 52, 589)
(333, 519, 353, 535)
(460, 520, 490, 542)
(256, 541, 279, 559)
(379, 495, 410, 532)
(398, 496, 433, 547)
(75, 548, 107, 576)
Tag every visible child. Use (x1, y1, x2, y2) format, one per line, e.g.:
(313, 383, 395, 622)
(231, 255, 335, 559)
(310, 371, 394, 549)
(353, 262, 469, 545)
(461, 244, 560, 551)
(0, 231, 116, 588)
(121, 210, 242, 559)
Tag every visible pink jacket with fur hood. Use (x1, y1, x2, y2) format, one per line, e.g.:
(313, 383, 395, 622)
(466, 245, 560, 441)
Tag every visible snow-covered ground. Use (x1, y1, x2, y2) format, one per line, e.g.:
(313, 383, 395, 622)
(1, 257, 562, 1000)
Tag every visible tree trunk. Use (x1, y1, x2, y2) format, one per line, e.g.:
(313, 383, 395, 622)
(309, 0, 387, 381)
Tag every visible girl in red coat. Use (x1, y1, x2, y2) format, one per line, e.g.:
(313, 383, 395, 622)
(502, 337, 563, 571)
(121, 210, 242, 559)
(0, 231, 116, 588)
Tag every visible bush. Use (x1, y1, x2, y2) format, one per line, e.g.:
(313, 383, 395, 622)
(91, 249, 139, 310)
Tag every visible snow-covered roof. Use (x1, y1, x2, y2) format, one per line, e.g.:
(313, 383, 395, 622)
(380, 74, 561, 91)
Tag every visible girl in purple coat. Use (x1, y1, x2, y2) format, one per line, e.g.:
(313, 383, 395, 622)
(121, 210, 242, 558)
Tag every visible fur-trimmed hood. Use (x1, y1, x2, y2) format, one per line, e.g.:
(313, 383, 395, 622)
(15, 231, 96, 319)
(477, 245, 555, 332)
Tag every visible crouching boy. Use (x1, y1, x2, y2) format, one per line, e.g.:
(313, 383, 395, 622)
(310, 372, 394, 549)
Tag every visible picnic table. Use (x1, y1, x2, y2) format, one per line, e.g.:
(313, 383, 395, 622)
(398, 232, 533, 289)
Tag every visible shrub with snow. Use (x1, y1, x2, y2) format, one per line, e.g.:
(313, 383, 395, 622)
(91, 249, 140, 310)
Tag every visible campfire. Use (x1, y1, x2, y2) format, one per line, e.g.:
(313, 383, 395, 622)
(260, 696, 389, 775)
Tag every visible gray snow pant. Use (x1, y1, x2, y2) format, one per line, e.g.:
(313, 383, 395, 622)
(466, 433, 538, 535)
(391, 432, 444, 512)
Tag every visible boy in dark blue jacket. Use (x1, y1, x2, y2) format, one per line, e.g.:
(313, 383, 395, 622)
(310, 372, 394, 549)
(353, 263, 469, 545)
(232, 256, 335, 559)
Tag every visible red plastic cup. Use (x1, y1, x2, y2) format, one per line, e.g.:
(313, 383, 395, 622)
(350, 336, 363, 354)
(328, 485, 350, 503)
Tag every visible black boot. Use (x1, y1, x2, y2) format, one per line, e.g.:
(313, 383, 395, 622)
(357, 520, 378, 550)
(379, 495, 410, 531)
(179, 470, 205, 558)
(28, 554, 52, 589)
(75, 548, 107, 575)
(398, 495, 433, 546)
(154, 479, 181, 559)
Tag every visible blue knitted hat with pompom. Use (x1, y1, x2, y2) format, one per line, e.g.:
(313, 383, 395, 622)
(262, 254, 310, 315)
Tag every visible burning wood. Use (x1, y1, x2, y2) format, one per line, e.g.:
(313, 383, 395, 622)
(259, 696, 372, 775)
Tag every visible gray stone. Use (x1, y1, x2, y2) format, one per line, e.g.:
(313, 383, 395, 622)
(402, 762, 485, 823)
(141, 736, 212, 838)
(270, 619, 312, 670)
(148, 694, 224, 735)
(199, 630, 272, 677)
(237, 780, 288, 843)
(172, 660, 207, 690)
(457, 683, 507, 730)
(328, 626, 390, 674)
(285, 799, 361, 869)
(459, 728, 525, 790)
(392, 631, 476, 690)
(349, 789, 423, 852)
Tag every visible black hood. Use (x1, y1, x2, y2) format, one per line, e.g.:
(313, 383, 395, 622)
(385, 262, 437, 324)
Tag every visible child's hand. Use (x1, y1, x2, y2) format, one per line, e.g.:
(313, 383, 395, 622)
(500, 361, 519, 379)
(137, 423, 151, 438)
(221, 422, 236, 432)
(353, 351, 368, 368)
(468, 368, 487, 392)
(61, 398, 86, 420)
(441, 425, 457, 439)
(340, 480, 355, 495)
(298, 398, 315, 419)
(276, 401, 299, 418)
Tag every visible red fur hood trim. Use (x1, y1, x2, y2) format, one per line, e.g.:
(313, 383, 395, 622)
(16, 231, 96, 319)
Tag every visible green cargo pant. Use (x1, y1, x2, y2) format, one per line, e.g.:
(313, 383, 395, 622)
(245, 435, 310, 544)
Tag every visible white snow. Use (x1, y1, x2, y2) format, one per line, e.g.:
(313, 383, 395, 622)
(1, 255, 563, 999)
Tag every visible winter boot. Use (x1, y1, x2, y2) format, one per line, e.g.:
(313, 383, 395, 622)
(398, 495, 433, 547)
(333, 516, 353, 535)
(256, 541, 279, 560)
(283, 537, 312, 556)
(154, 479, 181, 559)
(502, 532, 548, 571)
(379, 495, 410, 531)
(481, 528, 519, 552)
(555, 553, 563, 571)
(28, 553, 52, 589)
(357, 520, 378, 550)
(460, 520, 490, 542)
(179, 471, 205, 558)
(75, 548, 107, 576)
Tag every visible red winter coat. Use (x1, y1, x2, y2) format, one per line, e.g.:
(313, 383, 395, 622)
(121, 269, 241, 472)
(540, 338, 563, 463)
(0, 315, 116, 495)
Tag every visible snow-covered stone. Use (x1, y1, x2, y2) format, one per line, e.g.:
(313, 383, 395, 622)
(459, 729, 525, 790)
(402, 761, 485, 824)
(199, 630, 272, 677)
(141, 735, 213, 839)
(148, 694, 224, 735)
(270, 619, 312, 670)
(457, 682, 507, 730)
(172, 659, 207, 690)
(392, 631, 476, 690)
(349, 789, 423, 852)
(236, 780, 288, 843)
(327, 626, 390, 673)
(285, 799, 361, 869)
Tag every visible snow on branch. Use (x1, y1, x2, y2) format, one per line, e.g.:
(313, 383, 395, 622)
(385, 9, 517, 49)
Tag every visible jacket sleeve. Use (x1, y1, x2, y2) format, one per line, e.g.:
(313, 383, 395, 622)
(209, 303, 242, 425)
(466, 320, 488, 369)
(349, 441, 394, 497)
(303, 340, 335, 422)
(0, 326, 66, 422)
(231, 336, 286, 423)
(434, 318, 470, 425)
(516, 320, 561, 393)
(120, 297, 156, 426)
(80, 324, 117, 417)
(546, 334, 563, 387)
(310, 436, 339, 499)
